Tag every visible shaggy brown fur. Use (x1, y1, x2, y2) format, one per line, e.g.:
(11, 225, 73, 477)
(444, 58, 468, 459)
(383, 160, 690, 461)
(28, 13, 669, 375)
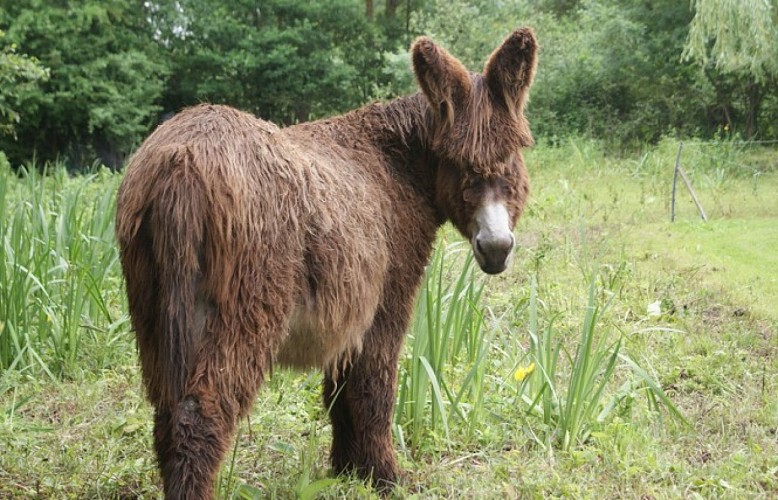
(116, 28, 537, 499)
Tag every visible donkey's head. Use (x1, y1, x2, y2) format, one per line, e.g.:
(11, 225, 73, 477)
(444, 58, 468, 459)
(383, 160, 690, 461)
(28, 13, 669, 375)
(412, 28, 537, 274)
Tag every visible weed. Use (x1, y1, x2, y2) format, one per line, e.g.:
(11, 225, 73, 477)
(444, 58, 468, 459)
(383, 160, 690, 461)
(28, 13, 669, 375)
(515, 271, 686, 452)
(395, 242, 488, 450)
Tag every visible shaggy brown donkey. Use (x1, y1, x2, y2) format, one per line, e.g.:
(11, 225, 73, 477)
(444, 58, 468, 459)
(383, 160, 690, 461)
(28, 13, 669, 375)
(116, 27, 537, 498)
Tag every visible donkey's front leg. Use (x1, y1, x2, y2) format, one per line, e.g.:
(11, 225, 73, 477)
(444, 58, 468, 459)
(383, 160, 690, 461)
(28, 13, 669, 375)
(324, 311, 405, 490)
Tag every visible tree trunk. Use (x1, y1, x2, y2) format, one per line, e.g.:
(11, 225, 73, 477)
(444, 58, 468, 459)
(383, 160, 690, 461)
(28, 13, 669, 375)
(386, 0, 400, 17)
(366, 0, 374, 19)
(743, 80, 764, 139)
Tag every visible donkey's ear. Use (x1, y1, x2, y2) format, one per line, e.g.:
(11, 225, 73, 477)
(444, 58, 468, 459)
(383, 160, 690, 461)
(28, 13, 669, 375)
(484, 28, 538, 114)
(412, 37, 472, 124)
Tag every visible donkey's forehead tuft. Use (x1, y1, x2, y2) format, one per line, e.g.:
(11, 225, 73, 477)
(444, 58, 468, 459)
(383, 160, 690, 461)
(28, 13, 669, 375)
(429, 75, 532, 171)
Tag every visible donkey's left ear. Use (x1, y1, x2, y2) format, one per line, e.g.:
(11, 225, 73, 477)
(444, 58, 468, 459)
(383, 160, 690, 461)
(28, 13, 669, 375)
(484, 28, 538, 115)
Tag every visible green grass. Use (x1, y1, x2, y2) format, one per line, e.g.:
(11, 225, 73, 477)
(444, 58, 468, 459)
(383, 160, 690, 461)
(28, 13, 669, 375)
(0, 163, 125, 378)
(629, 218, 778, 321)
(1, 138, 777, 498)
(516, 273, 686, 454)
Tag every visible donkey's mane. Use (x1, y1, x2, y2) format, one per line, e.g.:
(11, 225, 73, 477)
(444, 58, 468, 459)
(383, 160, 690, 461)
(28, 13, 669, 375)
(330, 78, 532, 176)
(310, 92, 430, 163)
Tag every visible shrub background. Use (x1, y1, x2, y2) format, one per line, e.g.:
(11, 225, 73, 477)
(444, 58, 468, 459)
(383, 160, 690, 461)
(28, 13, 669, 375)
(1, 0, 777, 169)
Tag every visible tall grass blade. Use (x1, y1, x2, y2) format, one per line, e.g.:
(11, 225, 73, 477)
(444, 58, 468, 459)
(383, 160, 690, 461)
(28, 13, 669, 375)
(417, 355, 450, 440)
(619, 353, 689, 426)
(396, 240, 489, 449)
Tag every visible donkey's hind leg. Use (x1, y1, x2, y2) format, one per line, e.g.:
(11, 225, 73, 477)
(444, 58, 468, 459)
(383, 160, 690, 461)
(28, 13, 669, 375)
(152, 379, 236, 500)
(153, 315, 283, 499)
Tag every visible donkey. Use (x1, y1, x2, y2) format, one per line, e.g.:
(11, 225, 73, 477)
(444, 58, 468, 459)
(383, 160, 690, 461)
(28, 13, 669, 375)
(116, 28, 537, 498)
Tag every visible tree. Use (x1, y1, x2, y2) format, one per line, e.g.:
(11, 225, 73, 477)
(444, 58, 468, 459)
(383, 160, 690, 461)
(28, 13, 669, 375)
(684, 0, 778, 137)
(154, 0, 390, 125)
(0, 30, 48, 138)
(686, 0, 778, 82)
(0, 1, 168, 168)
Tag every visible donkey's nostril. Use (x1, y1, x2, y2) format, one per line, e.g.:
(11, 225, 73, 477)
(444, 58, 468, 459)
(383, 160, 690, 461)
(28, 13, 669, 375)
(476, 238, 485, 255)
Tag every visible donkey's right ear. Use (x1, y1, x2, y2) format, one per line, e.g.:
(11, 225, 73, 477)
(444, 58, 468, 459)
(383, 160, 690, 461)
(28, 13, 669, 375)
(412, 37, 472, 124)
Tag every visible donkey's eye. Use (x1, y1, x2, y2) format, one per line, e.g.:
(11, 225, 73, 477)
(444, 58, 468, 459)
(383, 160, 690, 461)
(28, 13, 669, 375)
(462, 179, 485, 203)
(462, 186, 479, 203)
(499, 180, 516, 198)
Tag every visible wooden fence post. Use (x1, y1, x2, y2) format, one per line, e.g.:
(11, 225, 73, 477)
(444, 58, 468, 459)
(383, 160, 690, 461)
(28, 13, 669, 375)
(671, 142, 682, 222)
(671, 142, 708, 222)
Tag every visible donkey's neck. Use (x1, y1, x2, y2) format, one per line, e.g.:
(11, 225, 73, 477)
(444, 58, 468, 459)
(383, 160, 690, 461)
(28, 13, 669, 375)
(287, 93, 439, 213)
(352, 93, 440, 210)
(355, 93, 430, 154)
(344, 93, 437, 191)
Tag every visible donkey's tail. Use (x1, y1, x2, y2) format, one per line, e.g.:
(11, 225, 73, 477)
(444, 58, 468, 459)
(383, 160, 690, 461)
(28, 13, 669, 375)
(151, 145, 210, 407)
(118, 144, 210, 407)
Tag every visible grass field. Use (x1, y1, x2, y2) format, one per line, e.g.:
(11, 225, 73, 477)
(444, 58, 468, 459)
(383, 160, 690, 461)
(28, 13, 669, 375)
(1, 139, 776, 498)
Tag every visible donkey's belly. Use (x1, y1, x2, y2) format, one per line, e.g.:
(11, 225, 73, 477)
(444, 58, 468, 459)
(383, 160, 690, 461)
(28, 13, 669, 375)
(276, 299, 376, 372)
(273, 157, 390, 372)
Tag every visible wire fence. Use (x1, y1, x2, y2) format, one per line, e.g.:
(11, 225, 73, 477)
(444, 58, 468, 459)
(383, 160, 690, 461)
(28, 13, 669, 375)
(676, 139, 777, 174)
(691, 149, 763, 175)
(680, 139, 778, 146)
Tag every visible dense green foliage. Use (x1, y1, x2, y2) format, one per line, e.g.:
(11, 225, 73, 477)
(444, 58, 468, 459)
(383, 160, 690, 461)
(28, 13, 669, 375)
(151, 1, 390, 123)
(1, 0, 776, 168)
(0, 30, 48, 137)
(686, 0, 778, 82)
(1, 1, 168, 168)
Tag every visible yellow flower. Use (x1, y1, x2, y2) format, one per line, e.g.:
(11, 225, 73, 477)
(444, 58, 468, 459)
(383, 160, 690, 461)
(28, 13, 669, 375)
(514, 362, 536, 382)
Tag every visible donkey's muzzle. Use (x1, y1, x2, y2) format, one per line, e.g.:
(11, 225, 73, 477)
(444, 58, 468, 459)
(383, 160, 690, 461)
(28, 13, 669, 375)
(472, 199, 515, 275)
(473, 233, 514, 274)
